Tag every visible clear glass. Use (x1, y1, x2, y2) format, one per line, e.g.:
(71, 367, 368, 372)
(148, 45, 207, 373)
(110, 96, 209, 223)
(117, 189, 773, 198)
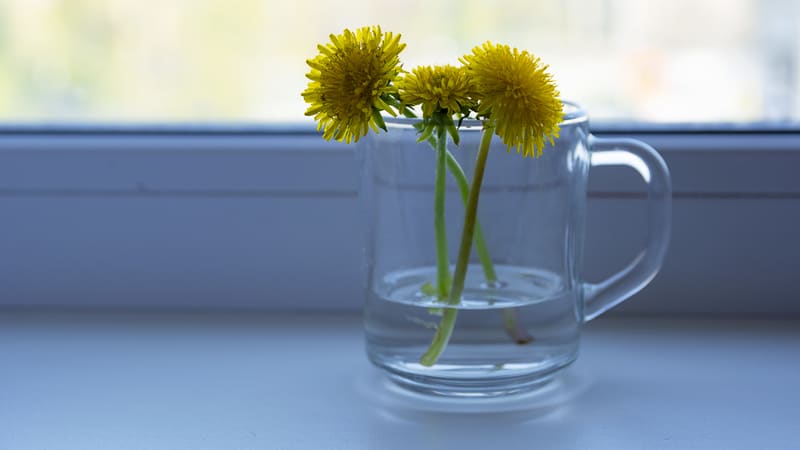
(359, 102, 671, 396)
(0, 0, 796, 124)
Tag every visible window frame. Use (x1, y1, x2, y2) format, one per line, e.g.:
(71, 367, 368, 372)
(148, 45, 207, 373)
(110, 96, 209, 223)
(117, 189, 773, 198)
(1, 125, 798, 315)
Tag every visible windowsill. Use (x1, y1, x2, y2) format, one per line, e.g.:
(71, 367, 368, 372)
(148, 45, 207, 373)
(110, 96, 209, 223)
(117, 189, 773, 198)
(1, 311, 797, 449)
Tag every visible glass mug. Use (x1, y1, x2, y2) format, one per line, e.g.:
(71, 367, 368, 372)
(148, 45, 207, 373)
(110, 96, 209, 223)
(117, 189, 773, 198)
(358, 102, 671, 397)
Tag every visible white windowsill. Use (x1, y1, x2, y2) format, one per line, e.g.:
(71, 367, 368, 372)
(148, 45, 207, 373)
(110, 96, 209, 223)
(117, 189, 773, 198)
(1, 312, 797, 449)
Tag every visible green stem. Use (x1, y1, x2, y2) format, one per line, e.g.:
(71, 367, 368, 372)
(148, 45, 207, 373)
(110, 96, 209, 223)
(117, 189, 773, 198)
(445, 150, 532, 344)
(444, 151, 496, 283)
(434, 128, 451, 300)
(420, 125, 495, 367)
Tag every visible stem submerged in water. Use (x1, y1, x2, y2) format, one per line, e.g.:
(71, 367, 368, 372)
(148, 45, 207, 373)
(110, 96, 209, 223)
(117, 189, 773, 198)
(420, 126, 496, 367)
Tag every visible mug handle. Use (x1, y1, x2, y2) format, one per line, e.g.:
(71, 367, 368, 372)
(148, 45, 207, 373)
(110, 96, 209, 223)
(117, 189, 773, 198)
(583, 136, 672, 321)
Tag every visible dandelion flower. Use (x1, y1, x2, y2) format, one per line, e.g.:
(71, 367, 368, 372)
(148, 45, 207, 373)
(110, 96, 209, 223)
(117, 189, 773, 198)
(461, 42, 562, 157)
(302, 26, 405, 143)
(396, 65, 476, 117)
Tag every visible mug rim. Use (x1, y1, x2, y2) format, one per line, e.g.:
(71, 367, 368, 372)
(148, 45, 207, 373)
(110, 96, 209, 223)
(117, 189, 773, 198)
(384, 100, 588, 130)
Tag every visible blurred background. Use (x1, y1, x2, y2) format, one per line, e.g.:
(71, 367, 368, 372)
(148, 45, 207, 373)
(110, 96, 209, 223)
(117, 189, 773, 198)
(0, 0, 797, 125)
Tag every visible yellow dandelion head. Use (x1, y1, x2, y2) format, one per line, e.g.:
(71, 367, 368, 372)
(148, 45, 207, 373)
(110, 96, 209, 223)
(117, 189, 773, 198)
(302, 26, 406, 144)
(396, 64, 476, 118)
(461, 42, 563, 157)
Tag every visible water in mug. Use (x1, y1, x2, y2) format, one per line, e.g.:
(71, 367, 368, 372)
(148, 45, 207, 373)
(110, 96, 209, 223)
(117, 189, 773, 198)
(365, 264, 581, 391)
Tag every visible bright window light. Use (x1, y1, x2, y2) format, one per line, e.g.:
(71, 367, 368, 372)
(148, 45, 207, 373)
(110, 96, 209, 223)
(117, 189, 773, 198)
(0, 0, 796, 124)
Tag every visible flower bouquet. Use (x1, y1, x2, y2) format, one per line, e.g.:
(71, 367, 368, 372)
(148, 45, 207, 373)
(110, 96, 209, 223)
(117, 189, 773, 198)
(302, 26, 671, 396)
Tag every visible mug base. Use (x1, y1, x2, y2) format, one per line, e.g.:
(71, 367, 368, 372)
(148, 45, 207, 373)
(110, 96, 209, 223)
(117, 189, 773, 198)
(375, 356, 577, 398)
